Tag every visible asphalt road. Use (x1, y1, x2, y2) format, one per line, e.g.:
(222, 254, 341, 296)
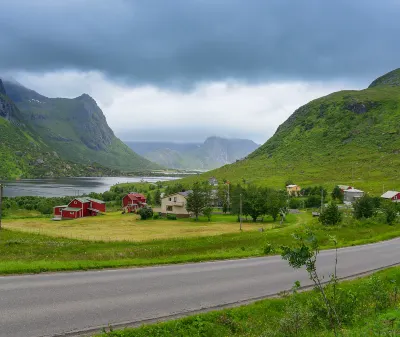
(1, 238, 400, 337)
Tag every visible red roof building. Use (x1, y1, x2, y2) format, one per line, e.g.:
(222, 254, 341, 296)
(122, 192, 147, 213)
(54, 197, 106, 220)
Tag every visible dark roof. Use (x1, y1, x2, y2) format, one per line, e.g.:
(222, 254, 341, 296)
(178, 190, 193, 197)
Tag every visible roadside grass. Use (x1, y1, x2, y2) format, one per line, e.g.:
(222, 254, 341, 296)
(1, 214, 399, 275)
(95, 266, 400, 337)
(2, 212, 306, 241)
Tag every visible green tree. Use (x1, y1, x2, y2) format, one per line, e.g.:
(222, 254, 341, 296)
(331, 186, 344, 202)
(244, 184, 267, 222)
(186, 181, 210, 221)
(203, 206, 213, 222)
(217, 183, 229, 213)
(381, 200, 398, 225)
(306, 195, 320, 208)
(353, 194, 375, 219)
(154, 189, 161, 205)
(138, 207, 153, 220)
(146, 193, 153, 206)
(267, 189, 287, 221)
(319, 202, 342, 226)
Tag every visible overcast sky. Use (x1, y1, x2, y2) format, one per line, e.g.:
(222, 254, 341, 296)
(1, 0, 399, 143)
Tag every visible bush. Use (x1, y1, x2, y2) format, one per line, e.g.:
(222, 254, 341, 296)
(306, 195, 320, 208)
(354, 194, 375, 219)
(167, 213, 177, 220)
(319, 202, 342, 226)
(288, 198, 301, 209)
(138, 207, 153, 220)
(152, 213, 160, 220)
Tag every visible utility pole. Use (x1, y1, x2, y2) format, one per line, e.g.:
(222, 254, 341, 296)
(320, 188, 324, 214)
(239, 192, 242, 231)
(0, 184, 3, 230)
(227, 182, 230, 213)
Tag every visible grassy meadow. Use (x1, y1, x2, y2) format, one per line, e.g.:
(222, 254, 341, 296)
(2, 212, 308, 241)
(95, 266, 400, 337)
(1, 210, 400, 275)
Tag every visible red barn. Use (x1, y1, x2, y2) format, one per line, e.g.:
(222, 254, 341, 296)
(122, 192, 147, 213)
(53, 197, 106, 219)
(381, 191, 400, 202)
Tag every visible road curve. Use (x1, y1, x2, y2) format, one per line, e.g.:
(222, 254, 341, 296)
(1, 238, 400, 337)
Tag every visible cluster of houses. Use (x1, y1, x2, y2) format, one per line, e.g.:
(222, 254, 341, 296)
(53, 197, 106, 220)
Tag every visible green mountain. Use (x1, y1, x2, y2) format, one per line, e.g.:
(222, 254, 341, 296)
(2, 80, 159, 173)
(0, 80, 121, 179)
(184, 69, 400, 193)
(126, 136, 259, 170)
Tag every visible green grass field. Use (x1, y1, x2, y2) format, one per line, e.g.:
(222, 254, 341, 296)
(1, 212, 399, 275)
(95, 266, 400, 337)
(2, 212, 309, 241)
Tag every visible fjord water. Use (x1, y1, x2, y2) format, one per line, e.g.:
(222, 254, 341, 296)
(2, 176, 178, 197)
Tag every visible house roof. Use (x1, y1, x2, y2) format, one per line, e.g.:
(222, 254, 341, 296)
(163, 190, 193, 199)
(338, 185, 352, 190)
(344, 188, 364, 193)
(87, 197, 105, 204)
(381, 191, 400, 199)
(286, 184, 298, 188)
(62, 207, 82, 212)
(53, 205, 68, 208)
(73, 197, 90, 203)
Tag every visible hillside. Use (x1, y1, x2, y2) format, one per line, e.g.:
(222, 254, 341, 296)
(3, 80, 159, 172)
(0, 82, 120, 179)
(175, 69, 400, 193)
(125, 136, 259, 170)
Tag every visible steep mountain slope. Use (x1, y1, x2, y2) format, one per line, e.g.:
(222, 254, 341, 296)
(3, 81, 159, 172)
(179, 69, 400, 192)
(126, 137, 259, 170)
(0, 80, 120, 179)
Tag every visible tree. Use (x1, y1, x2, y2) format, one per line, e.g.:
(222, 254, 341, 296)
(203, 207, 213, 222)
(353, 194, 375, 219)
(217, 183, 229, 213)
(138, 207, 153, 220)
(331, 186, 344, 203)
(267, 189, 287, 221)
(146, 193, 153, 206)
(306, 195, 320, 208)
(244, 184, 267, 222)
(154, 189, 161, 206)
(186, 181, 210, 220)
(381, 200, 398, 225)
(319, 202, 342, 226)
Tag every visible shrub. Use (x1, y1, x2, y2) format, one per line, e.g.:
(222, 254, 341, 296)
(353, 194, 375, 219)
(138, 207, 153, 220)
(319, 202, 342, 226)
(288, 198, 301, 209)
(152, 213, 160, 220)
(167, 213, 177, 220)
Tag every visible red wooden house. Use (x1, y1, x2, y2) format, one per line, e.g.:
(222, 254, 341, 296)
(381, 191, 400, 202)
(122, 192, 147, 213)
(53, 197, 106, 219)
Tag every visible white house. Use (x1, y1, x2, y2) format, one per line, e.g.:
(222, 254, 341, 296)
(381, 190, 400, 202)
(343, 188, 364, 203)
(160, 191, 192, 218)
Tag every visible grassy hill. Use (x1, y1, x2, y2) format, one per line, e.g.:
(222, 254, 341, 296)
(3, 80, 159, 172)
(175, 69, 400, 193)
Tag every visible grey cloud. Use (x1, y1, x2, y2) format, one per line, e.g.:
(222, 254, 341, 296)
(1, 0, 399, 87)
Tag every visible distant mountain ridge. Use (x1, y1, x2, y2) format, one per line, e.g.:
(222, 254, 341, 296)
(2, 80, 159, 174)
(181, 68, 400, 193)
(125, 137, 259, 170)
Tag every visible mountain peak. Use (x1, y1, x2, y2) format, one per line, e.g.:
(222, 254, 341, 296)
(368, 68, 400, 88)
(0, 79, 6, 95)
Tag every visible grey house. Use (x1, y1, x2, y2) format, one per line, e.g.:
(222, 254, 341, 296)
(344, 188, 364, 203)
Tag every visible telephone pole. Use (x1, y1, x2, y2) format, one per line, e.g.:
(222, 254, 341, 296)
(239, 192, 242, 231)
(0, 184, 3, 230)
(320, 188, 324, 214)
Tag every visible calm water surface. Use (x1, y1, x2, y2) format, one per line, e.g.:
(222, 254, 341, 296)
(1, 176, 179, 197)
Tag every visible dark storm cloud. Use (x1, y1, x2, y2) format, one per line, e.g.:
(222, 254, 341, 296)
(1, 0, 399, 86)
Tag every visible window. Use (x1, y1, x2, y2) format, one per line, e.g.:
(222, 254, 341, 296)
(169, 198, 172, 201)
(167, 206, 173, 211)
(174, 197, 177, 202)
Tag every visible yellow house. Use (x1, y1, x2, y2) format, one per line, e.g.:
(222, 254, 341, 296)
(286, 184, 301, 196)
(160, 191, 192, 218)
